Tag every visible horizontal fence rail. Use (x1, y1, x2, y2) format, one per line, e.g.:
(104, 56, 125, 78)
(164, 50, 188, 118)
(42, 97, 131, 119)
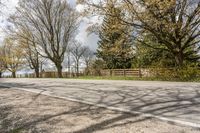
(101, 69, 142, 77)
(3, 71, 84, 78)
(2, 68, 200, 79)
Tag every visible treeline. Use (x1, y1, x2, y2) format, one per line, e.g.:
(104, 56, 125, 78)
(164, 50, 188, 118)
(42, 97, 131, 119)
(0, 0, 200, 79)
(85, 0, 200, 68)
(0, 0, 95, 78)
(81, 0, 200, 79)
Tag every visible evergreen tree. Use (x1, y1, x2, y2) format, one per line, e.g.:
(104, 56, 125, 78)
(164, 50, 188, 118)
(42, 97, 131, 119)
(96, 4, 134, 69)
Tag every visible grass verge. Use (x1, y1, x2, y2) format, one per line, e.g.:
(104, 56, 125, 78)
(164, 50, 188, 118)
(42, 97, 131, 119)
(73, 76, 200, 82)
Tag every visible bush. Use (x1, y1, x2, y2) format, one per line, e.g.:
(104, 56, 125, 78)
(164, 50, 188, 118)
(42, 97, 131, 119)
(176, 67, 199, 81)
(149, 67, 199, 81)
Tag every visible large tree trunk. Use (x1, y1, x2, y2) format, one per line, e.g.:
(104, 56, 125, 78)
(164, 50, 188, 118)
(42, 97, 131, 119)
(68, 55, 71, 78)
(35, 68, 40, 78)
(0, 72, 2, 78)
(76, 62, 79, 77)
(174, 52, 184, 67)
(85, 62, 89, 76)
(56, 63, 63, 78)
(12, 71, 16, 78)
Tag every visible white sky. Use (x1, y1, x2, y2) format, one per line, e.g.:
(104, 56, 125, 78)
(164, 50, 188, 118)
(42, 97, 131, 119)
(0, 0, 99, 50)
(0, 0, 18, 42)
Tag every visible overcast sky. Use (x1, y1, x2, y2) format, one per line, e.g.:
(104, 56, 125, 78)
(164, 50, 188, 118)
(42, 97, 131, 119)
(0, 0, 99, 50)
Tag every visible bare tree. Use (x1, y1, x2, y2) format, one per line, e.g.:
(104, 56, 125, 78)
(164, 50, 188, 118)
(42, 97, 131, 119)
(9, 10, 50, 78)
(0, 46, 6, 78)
(70, 42, 87, 76)
(82, 47, 95, 75)
(7, 22, 41, 78)
(2, 37, 24, 78)
(19, 33, 42, 78)
(14, 0, 79, 78)
(63, 48, 72, 77)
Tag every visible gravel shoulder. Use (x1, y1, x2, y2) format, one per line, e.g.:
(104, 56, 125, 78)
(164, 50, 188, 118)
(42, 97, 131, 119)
(0, 89, 199, 133)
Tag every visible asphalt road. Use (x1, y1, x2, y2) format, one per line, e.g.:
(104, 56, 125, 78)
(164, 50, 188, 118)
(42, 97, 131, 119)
(1, 78, 200, 128)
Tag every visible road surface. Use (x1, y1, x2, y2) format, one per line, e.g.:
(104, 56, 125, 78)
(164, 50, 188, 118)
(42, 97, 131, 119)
(1, 78, 200, 128)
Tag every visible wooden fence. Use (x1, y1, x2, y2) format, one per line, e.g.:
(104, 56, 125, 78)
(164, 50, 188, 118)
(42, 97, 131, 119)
(90, 68, 200, 78)
(2, 68, 200, 78)
(2, 71, 84, 78)
(2, 69, 142, 78)
(100, 69, 142, 77)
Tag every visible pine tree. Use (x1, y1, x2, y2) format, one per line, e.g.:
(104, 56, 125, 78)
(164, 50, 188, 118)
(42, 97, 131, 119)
(96, 4, 134, 69)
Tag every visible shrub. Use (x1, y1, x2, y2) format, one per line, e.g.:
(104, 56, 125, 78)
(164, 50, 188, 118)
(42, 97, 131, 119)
(149, 67, 199, 81)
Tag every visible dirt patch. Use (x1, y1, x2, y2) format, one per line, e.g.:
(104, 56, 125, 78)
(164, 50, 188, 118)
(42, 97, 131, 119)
(0, 89, 199, 133)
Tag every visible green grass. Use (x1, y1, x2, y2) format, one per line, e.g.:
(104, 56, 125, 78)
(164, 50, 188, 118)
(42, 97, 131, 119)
(72, 76, 200, 82)
(76, 76, 139, 80)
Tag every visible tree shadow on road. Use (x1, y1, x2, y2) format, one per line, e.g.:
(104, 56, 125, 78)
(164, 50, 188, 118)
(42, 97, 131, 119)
(0, 98, 148, 133)
(0, 82, 200, 132)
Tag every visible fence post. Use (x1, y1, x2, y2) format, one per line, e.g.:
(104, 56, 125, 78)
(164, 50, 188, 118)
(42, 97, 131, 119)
(139, 68, 142, 78)
(124, 69, 126, 77)
(110, 69, 112, 76)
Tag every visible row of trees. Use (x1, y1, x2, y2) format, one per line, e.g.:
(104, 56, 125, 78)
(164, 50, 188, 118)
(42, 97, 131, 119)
(79, 0, 200, 69)
(0, 37, 95, 78)
(12, 0, 79, 78)
(1, 0, 200, 78)
(0, 0, 95, 78)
